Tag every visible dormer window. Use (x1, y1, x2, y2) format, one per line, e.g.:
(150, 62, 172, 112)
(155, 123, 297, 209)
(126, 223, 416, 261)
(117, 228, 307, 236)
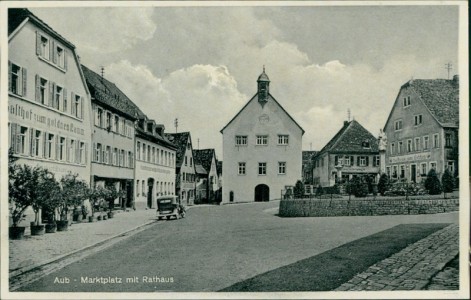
(361, 141, 370, 148)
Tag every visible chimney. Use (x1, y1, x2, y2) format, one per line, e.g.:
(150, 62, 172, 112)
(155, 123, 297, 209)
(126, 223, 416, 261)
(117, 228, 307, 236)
(344, 120, 349, 126)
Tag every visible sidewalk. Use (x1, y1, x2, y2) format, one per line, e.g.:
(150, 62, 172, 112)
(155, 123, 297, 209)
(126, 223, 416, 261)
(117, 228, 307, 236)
(9, 208, 158, 275)
(335, 223, 459, 291)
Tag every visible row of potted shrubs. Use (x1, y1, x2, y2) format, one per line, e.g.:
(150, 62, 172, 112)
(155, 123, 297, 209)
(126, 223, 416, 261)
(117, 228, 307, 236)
(9, 159, 124, 240)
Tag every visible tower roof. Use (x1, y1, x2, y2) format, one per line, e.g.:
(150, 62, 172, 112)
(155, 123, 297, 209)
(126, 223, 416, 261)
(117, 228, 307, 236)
(257, 67, 270, 82)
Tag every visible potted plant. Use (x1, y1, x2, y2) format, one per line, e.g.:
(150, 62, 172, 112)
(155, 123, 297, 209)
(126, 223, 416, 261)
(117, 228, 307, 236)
(88, 186, 106, 222)
(103, 183, 125, 219)
(31, 168, 60, 236)
(57, 173, 89, 231)
(8, 163, 37, 239)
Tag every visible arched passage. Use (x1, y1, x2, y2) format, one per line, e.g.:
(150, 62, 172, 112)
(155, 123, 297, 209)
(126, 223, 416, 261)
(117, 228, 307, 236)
(254, 184, 269, 202)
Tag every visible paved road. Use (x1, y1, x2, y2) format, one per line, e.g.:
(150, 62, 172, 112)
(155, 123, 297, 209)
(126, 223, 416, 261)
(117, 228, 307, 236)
(18, 201, 457, 292)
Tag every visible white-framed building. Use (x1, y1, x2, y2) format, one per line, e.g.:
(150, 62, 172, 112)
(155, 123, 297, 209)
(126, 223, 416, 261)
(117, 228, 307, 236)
(221, 69, 304, 203)
(8, 8, 92, 183)
(134, 119, 176, 209)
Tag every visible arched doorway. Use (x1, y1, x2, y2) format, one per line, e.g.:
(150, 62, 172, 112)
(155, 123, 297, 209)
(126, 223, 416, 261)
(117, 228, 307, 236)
(147, 178, 154, 208)
(254, 184, 269, 202)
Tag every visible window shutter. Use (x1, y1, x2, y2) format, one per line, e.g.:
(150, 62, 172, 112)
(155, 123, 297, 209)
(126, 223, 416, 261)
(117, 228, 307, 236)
(53, 42, 58, 64)
(357, 156, 360, 166)
(71, 92, 76, 115)
(29, 129, 34, 156)
(8, 61, 12, 92)
(350, 156, 354, 166)
(66, 138, 70, 162)
(48, 81, 54, 106)
(92, 143, 96, 162)
(80, 96, 84, 119)
(84, 143, 88, 164)
(10, 123, 17, 153)
(334, 156, 338, 165)
(36, 31, 42, 56)
(75, 141, 79, 163)
(366, 156, 369, 166)
(22, 68, 27, 97)
(55, 135, 60, 160)
(15, 125, 21, 154)
(35, 75, 40, 102)
(63, 88, 67, 112)
(50, 40, 55, 63)
(64, 49, 68, 70)
(43, 132, 47, 158)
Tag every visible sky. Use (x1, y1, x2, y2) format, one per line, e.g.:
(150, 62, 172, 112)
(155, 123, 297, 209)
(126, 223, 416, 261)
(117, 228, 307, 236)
(29, 4, 460, 160)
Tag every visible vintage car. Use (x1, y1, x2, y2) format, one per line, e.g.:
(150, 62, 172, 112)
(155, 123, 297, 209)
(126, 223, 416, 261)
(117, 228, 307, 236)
(156, 195, 185, 220)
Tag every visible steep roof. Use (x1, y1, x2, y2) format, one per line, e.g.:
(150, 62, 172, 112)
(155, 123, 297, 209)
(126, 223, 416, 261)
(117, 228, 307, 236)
(193, 149, 216, 173)
(8, 8, 75, 49)
(220, 93, 305, 134)
(316, 120, 379, 157)
(81, 65, 145, 120)
(194, 164, 208, 175)
(407, 78, 459, 127)
(135, 126, 176, 150)
(165, 132, 191, 168)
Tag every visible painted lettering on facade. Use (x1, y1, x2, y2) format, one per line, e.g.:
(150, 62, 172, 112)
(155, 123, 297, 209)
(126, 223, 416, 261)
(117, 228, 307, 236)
(9, 103, 85, 135)
(140, 165, 171, 174)
(388, 152, 431, 164)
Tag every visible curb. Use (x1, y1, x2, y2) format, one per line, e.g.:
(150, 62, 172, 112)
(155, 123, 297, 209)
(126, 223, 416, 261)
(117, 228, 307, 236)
(9, 218, 157, 280)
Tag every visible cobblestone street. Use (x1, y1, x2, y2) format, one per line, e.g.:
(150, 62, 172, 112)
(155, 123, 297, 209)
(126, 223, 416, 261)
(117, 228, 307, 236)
(335, 223, 459, 291)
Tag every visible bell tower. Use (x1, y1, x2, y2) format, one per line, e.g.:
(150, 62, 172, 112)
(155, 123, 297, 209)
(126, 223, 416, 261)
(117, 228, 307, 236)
(257, 66, 270, 106)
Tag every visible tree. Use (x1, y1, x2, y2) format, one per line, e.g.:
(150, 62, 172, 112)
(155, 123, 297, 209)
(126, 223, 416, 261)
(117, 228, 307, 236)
(378, 173, 390, 196)
(424, 169, 442, 195)
(103, 182, 125, 212)
(442, 169, 454, 193)
(293, 180, 305, 199)
(9, 164, 39, 227)
(32, 168, 61, 225)
(58, 173, 89, 221)
(88, 186, 107, 217)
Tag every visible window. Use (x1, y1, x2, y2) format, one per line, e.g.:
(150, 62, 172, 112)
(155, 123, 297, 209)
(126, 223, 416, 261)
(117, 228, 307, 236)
(430, 162, 437, 171)
(445, 133, 452, 147)
(398, 141, 403, 154)
(9, 62, 27, 97)
(185, 156, 188, 166)
(137, 180, 140, 196)
(136, 142, 141, 160)
(403, 96, 411, 107)
(95, 143, 102, 162)
(39, 34, 50, 60)
(235, 135, 247, 146)
(421, 163, 427, 176)
(278, 135, 289, 145)
(13, 126, 28, 155)
(104, 146, 110, 164)
(374, 155, 380, 167)
(392, 166, 398, 178)
(390, 142, 395, 155)
(386, 166, 391, 177)
(344, 156, 351, 166)
(38, 77, 48, 105)
(258, 162, 267, 175)
(394, 120, 403, 131)
(79, 142, 85, 164)
(278, 162, 286, 174)
(190, 157, 193, 167)
(106, 112, 112, 130)
(152, 147, 156, 163)
(114, 115, 120, 133)
(128, 152, 134, 168)
(238, 162, 246, 175)
(142, 181, 145, 195)
(58, 137, 66, 161)
(32, 130, 41, 157)
(113, 148, 117, 165)
(147, 145, 151, 162)
(423, 136, 429, 150)
(68, 139, 75, 162)
(433, 134, 439, 148)
(359, 156, 367, 167)
(447, 161, 454, 174)
(54, 85, 63, 110)
(414, 138, 420, 152)
(72, 94, 81, 118)
(121, 118, 126, 135)
(56, 45, 65, 68)
(361, 141, 370, 148)
(120, 150, 125, 167)
(414, 114, 423, 126)
(407, 139, 412, 152)
(256, 135, 268, 145)
(160, 150, 164, 164)
(400, 165, 405, 178)
(96, 108, 103, 127)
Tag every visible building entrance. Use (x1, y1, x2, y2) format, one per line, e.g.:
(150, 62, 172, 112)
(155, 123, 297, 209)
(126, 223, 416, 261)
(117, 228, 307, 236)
(254, 184, 269, 202)
(147, 178, 154, 208)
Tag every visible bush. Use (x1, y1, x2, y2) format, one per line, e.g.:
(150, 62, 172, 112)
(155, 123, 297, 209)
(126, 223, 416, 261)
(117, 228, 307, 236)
(442, 169, 454, 193)
(9, 164, 39, 227)
(293, 180, 305, 198)
(349, 176, 368, 198)
(378, 173, 389, 196)
(424, 169, 442, 195)
(315, 185, 324, 197)
(58, 173, 89, 221)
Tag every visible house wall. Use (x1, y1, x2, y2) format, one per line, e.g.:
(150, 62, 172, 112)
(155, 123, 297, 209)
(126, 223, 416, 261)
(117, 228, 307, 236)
(178, 143, 196, 206)
(134, 136, 176, 209)
(222, 95, 303, 203)
(8, 21, 91, 183)
(384, 85, 449, 182)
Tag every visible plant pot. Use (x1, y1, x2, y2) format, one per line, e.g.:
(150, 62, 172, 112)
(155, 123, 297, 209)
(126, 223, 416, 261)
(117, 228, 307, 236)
(88, 216, 96, 222)
(31, 224, 46, 236)
(103, 215, 108, 220)
(45, 223, 57, 233)
(56, 220, 69, 232)
(97, 215, 102, 221)
(107, 211, 114, 219)
(72, 212, 81, 222)
(9, 226, 26, 240)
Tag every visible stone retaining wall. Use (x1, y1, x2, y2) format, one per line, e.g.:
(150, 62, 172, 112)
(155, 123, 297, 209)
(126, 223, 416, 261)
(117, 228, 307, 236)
(279, 197, 459, 217)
